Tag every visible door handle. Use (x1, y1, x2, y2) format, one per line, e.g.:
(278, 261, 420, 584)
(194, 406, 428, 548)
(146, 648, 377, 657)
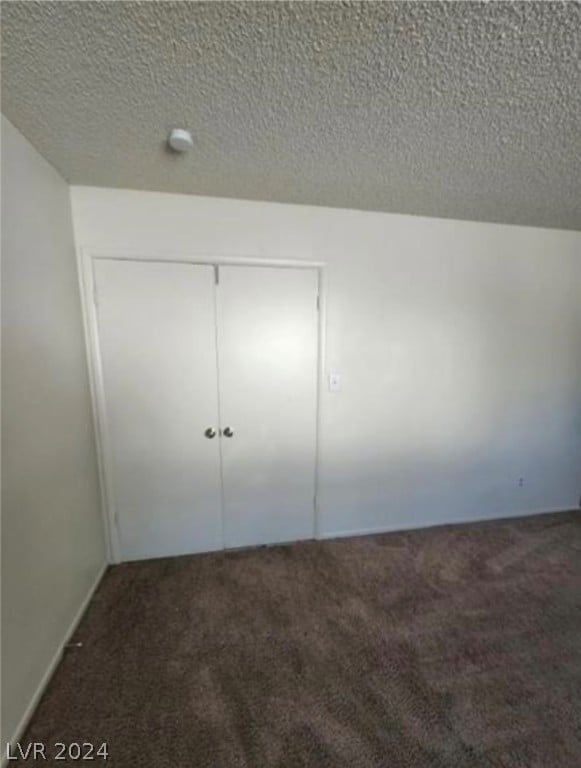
(223, 426, 234, 438)
(204, 427, 217, 439)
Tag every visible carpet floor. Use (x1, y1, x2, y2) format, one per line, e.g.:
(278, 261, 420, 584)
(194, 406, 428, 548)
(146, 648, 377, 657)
(16, 510, 581, 767)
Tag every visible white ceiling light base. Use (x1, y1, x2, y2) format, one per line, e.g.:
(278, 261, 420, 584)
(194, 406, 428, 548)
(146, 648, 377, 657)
(168, 128, 193, 152)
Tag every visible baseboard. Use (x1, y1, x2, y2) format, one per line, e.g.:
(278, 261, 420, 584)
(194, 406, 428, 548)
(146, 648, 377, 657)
(3, 506, 577, 762)
(2, 562, 108, 766)
(318, 506, 577, 542)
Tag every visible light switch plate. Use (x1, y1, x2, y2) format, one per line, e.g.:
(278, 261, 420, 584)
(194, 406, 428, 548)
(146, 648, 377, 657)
(329, 372, 342, 392)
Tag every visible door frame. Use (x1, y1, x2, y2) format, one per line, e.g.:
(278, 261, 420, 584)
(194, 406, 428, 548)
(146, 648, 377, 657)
(76, 248, 326, 563)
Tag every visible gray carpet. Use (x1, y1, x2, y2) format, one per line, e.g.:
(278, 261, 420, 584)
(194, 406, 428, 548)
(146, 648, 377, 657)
(16, 511, 581, 766)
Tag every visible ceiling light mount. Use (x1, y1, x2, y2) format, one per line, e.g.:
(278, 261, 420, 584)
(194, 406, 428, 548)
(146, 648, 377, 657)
(168, 128, 193, 153)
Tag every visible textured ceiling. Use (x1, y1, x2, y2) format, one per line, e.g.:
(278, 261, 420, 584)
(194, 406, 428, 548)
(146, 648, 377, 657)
(2, 1, 581, 230)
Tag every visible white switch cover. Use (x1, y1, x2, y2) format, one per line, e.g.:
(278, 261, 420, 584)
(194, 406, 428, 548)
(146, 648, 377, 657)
(329, 372, 342, 392)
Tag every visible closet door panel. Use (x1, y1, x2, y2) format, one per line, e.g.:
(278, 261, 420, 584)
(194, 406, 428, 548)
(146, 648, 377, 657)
(217, 266, 319, 548)
(94, 260, 223, 561)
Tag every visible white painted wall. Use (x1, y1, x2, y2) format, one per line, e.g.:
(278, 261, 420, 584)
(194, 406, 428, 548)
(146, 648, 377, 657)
(71, 186, 581, 543)
(1, 121, 577, 754)
(1, 118, 106, 748)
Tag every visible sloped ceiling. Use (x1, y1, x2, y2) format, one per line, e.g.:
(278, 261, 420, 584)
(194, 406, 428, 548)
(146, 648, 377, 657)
(2, 1, 580, 230)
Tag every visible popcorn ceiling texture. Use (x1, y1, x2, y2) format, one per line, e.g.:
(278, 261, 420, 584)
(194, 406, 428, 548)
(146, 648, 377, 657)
(2, 1, 580, 230)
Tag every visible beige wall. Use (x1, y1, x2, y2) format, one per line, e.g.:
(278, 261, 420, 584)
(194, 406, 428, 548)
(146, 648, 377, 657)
(1, 117, 106, 747)
(72, 186, 581, 539)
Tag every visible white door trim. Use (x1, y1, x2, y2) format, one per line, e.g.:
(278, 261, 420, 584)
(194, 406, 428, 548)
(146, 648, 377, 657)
(76, 248, 326, 563)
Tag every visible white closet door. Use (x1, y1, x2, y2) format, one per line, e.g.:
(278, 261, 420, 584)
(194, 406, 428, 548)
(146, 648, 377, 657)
(217, 266, 319, 548)
(94, 260, 223, 561)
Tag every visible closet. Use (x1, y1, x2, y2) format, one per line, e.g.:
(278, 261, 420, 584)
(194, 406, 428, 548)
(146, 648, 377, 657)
(93, 260, 319, 561)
